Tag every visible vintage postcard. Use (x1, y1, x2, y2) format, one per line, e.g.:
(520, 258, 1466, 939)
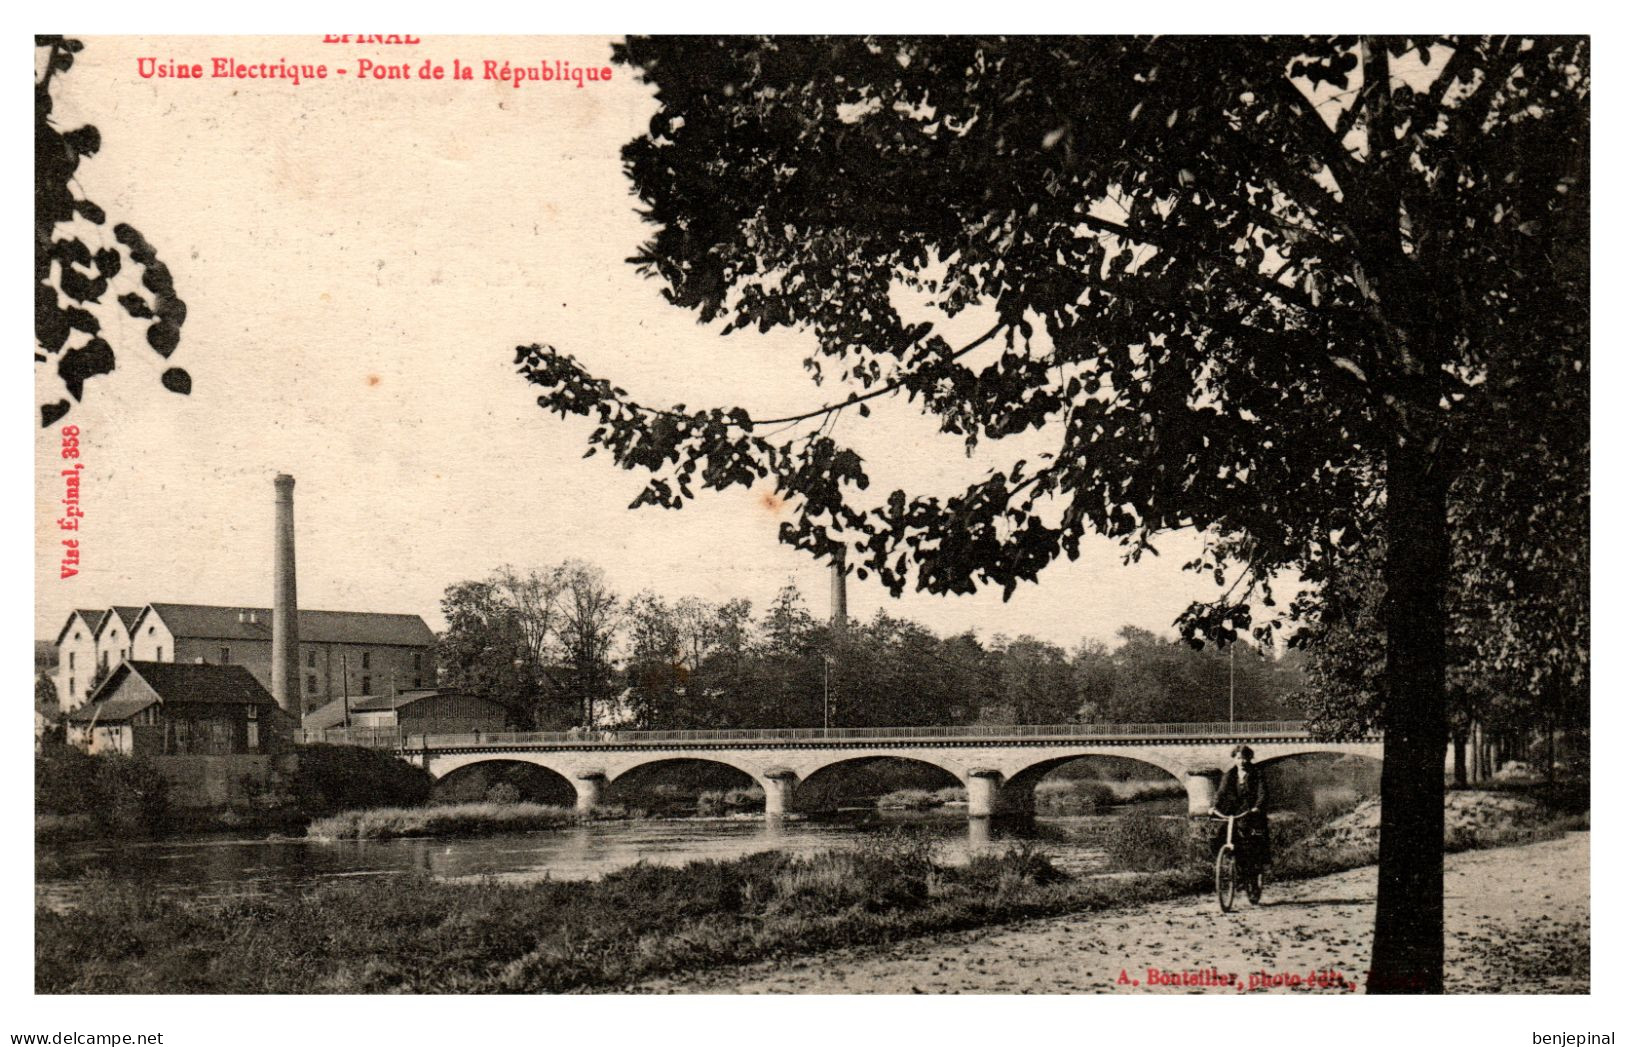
(31, 30, 1590, 1022)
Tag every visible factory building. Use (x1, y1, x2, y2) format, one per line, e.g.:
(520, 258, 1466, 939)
(52, 474, 437, 724)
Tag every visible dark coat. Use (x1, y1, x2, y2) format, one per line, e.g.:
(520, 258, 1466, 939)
(1215, 764, 1266, 817)
(1213, 764, 1270, 862)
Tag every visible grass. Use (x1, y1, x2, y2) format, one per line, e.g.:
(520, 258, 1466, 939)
(37, 833, 1207, 994)
(39, 803, 1585, 995)
(304, 802, 635, 840)
(34, 815, 100, 845)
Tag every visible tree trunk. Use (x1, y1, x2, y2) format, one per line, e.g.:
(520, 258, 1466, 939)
(1450, 725, 1468, 789)
(1368, 435, 1451, 994)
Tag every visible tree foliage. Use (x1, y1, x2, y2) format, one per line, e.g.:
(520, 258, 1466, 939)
(514, 36, 1587, 993)
(35, 37, 190, 427)
(521, 36, 1583, 641)
(617, 577, 1303, 730)
(435, 562, 622, 729)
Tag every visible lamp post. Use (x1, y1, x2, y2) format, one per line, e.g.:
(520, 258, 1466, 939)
(1228, 643, 1235, 728)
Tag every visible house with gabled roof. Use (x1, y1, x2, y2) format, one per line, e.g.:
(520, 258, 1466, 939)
(66, 661, 292, 756)
(54, 608, 107, 713)
(93, 605, 143, 677)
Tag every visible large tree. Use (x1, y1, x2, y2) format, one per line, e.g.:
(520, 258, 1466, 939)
(435, 579, 537, 725)
(517, 37, 1588, 991)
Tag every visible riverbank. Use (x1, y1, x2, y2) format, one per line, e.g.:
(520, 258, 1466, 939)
(641, 831, 1589, 994)
(36, 790, 1581, 993)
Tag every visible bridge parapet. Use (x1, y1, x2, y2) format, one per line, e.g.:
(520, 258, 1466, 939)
(294, 720, 1363, 752)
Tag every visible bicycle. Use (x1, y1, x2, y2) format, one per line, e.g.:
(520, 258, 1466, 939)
(1210, 811, 1264, 912)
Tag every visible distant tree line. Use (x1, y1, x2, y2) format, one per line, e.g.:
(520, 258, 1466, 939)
(433, 565, 1306, 730)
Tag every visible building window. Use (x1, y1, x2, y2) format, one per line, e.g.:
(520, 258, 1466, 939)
(68, 652, 75, 670)
(413, 652, 422, 671)
(361, 652, 371, 670)
(219, 646, 231, 664)
(156, 646, 163, 661)
(100, 651, 108, 668)
(247, 705, 258, 721)
(361, 676, 372, 696)
(307, 649, 316, 668)
(68, 678, 74, 696)
(307, 674, 318, 694)
(413, 677, 422, 688)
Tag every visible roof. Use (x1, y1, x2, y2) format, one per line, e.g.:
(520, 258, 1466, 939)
(94, 606, 143, 640)
(55, 609, 107, 646)
(71, 661, 277, 721)
(66, 692, 157, 724)
(138, 603, 434, 647)
(301, 688, 484, 730)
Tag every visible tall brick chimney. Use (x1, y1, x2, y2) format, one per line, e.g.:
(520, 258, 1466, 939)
(271, 474, 299, 714)
(829, 546, 847, 633)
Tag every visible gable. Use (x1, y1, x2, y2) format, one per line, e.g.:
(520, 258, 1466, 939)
(95, 606, 144, 643)
(54, 609, 106, 647)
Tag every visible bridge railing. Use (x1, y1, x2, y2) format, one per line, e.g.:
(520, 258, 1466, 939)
(293, 720, 1324, 751)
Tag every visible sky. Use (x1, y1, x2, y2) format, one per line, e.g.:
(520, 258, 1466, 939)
(34, 34, 1288, 650)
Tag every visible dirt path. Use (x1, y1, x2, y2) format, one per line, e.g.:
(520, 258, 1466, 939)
(639, 832, 1589, 994)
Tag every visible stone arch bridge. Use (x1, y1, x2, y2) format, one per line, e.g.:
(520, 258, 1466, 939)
(297, 721, 1382, 818)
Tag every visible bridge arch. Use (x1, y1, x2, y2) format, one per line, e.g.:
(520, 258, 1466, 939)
(606, 756, 766, 816)
(432, 757, 576, 806)
(793, 754, 965, 814)
(1255, 746, 1384, 769)
(426, 751, 575, 784)
(999, 751, 1189, 817)
(1254, 749, 1382, 816)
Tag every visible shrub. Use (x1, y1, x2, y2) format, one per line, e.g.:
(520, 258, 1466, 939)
(957, 841, 1067, 893)
(695, 786, 764, 816)
(1103, 813, 1190, 872)
(35, 745, 169, 835)
(97, 755, 170, 833)
(766, 831, 942, 917)
(874, 788, 941, 810)
(291, 744, 432, 818)
(35, 745, 103, 817)
(1035, 779, 1117, 812)
(485, 782, 522, 805)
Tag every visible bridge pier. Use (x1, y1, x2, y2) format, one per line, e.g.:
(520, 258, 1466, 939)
(761, 769, 798, 818)
(966, 768, 1003, 818)
(1183, 769, 1220, 817)
(573, 771, 607, 813)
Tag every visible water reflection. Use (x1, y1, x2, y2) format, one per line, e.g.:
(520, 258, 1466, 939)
(37, 799, 1187, 910)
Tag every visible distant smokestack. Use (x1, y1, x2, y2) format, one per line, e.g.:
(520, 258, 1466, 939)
(271, 474, 299, 714)
(829, 546, 847, 632)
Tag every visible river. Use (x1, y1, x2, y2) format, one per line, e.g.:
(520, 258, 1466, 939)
(35, 799, 1187, 910)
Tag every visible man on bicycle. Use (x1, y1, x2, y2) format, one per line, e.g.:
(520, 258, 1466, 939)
(1210, 745, 1270, 874)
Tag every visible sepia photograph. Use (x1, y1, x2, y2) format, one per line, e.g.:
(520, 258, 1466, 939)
(26, 23, 1593, 1025)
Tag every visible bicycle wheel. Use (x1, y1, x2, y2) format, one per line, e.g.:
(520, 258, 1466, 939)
(1214, 848, 1237, 912)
